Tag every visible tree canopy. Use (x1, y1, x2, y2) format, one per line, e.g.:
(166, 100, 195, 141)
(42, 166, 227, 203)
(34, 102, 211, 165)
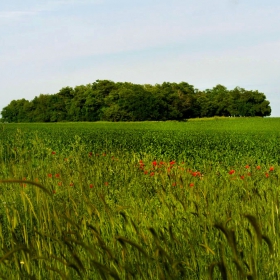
(1, 80, 272, 122)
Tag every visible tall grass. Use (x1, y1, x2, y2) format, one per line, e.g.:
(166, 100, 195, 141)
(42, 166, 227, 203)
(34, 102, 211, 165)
(0, 119, 279, 279)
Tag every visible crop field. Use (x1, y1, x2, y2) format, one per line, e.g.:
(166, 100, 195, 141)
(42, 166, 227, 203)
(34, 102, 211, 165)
(0, 117, 280, 279)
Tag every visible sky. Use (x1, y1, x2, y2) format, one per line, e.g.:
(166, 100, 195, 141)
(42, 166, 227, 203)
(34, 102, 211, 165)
(1, 0, 280, 116)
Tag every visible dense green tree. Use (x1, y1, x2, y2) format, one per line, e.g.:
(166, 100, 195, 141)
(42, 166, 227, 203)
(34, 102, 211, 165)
(1, 80, 272, 122)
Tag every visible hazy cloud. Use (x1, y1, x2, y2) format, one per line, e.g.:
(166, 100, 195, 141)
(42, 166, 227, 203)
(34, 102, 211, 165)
(0, 0, 279, 116)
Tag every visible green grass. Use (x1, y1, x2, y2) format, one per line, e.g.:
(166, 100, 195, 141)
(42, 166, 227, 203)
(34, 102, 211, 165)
(0, 118, 279, 279)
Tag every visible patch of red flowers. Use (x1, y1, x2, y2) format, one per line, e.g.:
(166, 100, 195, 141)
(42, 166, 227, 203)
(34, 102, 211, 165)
(269, 166, 274, 172)
(189, 183, 194, 187)
(229, 170, 235, 175)
(256, 165, 261, 170)
(51, 151, 56, 155)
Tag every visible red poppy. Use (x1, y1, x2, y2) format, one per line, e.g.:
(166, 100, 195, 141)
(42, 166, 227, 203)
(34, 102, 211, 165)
(51, 151, 56, 155)
(69, 182, 74, 186)
(247, 173, 251, 176)
(189, 183, 194, 187)
(265, 173, 269, 178)
(229, 170, 235, 175)
(269, 166, 274, 172)
(89, 184, 94, 188)
(245, 165, 250, 169)
(256, 165, 261, 170)
(240, 175, 245, 180)
(20, 182, 26, 187)
(150, 172, 155, 177)
(58, 182, 62, 186)
(172, 182, 176, 187)
(192, 172, 197, 177)
(104, 182, 109, 186)
(48, 174, 52, 178)
(170, 160, 176, 165)
(152, 160, 157, 167)
(55, 173, 60, 178)
(144, 170, 148, 175)
(88, 152, 93, 157)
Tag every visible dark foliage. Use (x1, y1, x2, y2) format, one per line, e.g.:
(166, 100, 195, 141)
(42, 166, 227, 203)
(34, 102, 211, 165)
(1, 80, 271, 122)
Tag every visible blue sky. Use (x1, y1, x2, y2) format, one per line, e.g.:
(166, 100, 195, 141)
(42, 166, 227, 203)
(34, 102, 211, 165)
(1, 0, 280, 116)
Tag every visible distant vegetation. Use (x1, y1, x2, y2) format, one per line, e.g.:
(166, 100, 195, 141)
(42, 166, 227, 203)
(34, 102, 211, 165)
(1, 80, 271, 122)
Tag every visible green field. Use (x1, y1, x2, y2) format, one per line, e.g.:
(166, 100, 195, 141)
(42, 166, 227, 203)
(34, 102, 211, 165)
(0, 117, 280, 279)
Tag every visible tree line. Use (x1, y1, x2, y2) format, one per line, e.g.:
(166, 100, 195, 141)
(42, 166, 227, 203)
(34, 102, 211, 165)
(0, 80, 272, 122)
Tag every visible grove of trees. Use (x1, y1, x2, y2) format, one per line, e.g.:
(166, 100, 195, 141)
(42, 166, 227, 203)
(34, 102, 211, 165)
(1, 80, 272, 122)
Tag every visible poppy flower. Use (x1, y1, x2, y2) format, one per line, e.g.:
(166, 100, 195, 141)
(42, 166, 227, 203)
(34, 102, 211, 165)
(265, 173, 269, 178)
(58, 182, 62, 186)
(104, 182, 109, 186)
(89, 184, 94, 188)
(245, 165, 250, 169)
(192, 172, 197, 177)
(229, 170, 235, 175)
(152, 161, 157, 167)
(189, 183, 194, 187)
(48, 174, 52, 178)
(256, 165, 261, 170)
(172, 182, 176, 187)
(88, 152, 93, 157)
(51, 151, 56, 155)
(150, 172, 155, 177)
(269, 166, 274, 172)
(69, 182, 74, 186)
(55, 173, 60, 178)
(240, 175, 245, 180)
